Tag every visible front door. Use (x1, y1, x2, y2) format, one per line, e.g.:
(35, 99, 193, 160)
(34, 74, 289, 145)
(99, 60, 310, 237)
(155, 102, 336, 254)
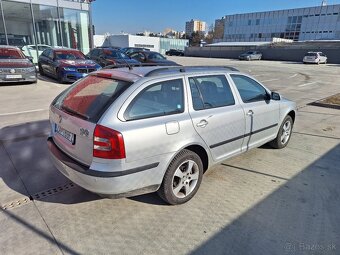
(229, 74, 280, 151)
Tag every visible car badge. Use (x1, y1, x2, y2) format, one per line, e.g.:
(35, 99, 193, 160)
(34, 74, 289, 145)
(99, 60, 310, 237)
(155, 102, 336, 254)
(10, 69, 15, 74)
(80, 128, 89, 137)
(58, 115, 62, 124)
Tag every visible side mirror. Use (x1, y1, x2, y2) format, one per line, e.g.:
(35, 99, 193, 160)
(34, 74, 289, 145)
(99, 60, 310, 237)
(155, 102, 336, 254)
(271, 92, 281, 100)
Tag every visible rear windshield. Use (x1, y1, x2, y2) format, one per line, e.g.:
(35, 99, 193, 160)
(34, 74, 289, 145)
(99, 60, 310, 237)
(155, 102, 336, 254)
(0, 48, 25, 59)
(305, 53, 317, 56)
(53, 75, 132, 122)
(103, 49, 129, 59)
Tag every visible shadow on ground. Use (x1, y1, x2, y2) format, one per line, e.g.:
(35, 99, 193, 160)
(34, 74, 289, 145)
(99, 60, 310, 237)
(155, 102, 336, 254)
(0, 120, 99, 205)
(191, 144, 340, 255)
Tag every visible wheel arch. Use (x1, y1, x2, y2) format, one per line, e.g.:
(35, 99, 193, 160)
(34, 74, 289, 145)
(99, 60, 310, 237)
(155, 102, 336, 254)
(183, 144, 209, 173)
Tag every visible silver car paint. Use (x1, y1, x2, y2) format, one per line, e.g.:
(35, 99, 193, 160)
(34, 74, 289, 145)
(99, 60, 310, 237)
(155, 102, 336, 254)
(49, 68, 296, 196)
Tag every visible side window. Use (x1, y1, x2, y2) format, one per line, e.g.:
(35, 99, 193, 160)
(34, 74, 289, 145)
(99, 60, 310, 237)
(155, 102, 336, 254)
(42, 49, 50, 57)
(231, 74, 268, 103)
(189, 75, 235, 110)
(125, 79, 184, 121)
(48, 50, 54, 60)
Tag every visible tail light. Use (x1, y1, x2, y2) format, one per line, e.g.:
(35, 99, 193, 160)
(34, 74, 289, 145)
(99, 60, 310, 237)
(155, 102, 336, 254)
(93, 124, 125, 159)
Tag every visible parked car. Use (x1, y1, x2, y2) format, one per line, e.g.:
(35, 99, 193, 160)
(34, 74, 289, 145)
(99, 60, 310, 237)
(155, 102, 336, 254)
(303, 52, 327, 64)
(22, 44, 51, 64)
(165, 49, 184, 56)
(239, 51, 262, 61)
(47, 65, 296, 205)
(38, 48, 101, 83)
(87, 47, 140, 67)
(129, 51, 180, 66)
(0, 45, 37, 84)
(121, 47, 150, 55)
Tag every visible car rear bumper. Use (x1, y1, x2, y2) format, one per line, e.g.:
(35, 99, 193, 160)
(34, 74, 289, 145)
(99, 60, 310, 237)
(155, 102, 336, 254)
(47, 137, 161, 196)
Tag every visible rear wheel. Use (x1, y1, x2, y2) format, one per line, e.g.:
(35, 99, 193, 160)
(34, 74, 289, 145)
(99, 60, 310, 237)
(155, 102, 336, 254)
(158, 149, 203, 205)
(269, 115, 293, 149)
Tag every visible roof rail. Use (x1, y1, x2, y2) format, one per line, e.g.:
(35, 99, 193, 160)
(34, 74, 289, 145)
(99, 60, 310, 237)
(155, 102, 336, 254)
(144, 66, 239, 77)
(102, 63, 160, 70)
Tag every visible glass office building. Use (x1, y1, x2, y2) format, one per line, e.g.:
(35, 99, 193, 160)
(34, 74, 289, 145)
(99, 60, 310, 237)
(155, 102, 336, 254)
(0, 0, 92, 54)
(216, 4, 340, 42)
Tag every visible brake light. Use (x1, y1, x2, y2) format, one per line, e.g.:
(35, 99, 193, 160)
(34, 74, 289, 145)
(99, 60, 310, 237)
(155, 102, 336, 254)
(93, 125, 125, 159)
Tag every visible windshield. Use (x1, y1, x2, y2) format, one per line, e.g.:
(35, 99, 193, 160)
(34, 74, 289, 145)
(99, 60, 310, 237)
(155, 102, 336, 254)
(55, 50, 85, 60)
(148, 53, 166, 60)
(0, 48, 25, 59)
(103, 50, 129, 59)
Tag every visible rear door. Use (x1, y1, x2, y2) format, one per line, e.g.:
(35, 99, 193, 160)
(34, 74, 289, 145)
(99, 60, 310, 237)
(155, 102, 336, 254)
(229, 74, 280, 151)
(50, 75, 132, 165)
(187, 74, 245, 162)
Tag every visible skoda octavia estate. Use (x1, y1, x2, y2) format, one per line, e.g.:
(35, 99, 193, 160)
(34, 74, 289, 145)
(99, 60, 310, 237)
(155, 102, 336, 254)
(47, 66, 296, 205)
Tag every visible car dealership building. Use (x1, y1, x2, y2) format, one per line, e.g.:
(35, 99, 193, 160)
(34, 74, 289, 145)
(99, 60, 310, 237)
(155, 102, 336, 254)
(0, 0, 92, 54)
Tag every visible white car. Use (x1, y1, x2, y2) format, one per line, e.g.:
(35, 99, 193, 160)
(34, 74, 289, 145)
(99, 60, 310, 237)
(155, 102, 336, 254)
(22, 44, 51, 64)
(303, 52, 327, 64)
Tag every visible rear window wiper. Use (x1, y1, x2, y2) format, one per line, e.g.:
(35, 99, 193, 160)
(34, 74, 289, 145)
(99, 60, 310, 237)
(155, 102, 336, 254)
(61, 105, 89, 120)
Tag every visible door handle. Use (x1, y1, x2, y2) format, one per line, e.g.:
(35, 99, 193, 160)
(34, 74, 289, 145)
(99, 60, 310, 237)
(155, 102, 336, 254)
(247, 110, 254, 116)
(197, 120, 208, 128)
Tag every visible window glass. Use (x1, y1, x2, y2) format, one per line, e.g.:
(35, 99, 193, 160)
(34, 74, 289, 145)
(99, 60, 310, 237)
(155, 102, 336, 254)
(189, 75, 235, 110)
(231, 75, 268, 103)
(0, 48, 25, 59)
(125, 79, 184, 121)
(148, 53, 166, 60)
(55, 76, 132, 122)
(55, 50, 85, 60)
(47, 50, 54, 59)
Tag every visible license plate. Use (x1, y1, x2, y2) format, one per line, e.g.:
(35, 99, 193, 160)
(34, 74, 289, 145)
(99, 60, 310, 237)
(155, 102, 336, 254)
(6, 74, 22, 79)
(55, 124, 75, 144)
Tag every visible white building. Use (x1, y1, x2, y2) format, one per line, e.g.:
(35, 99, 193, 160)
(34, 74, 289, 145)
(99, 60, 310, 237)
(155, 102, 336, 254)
(215, 4, 340, 42)
(185, 19, 207, 37)
(102, 34, 189, 55)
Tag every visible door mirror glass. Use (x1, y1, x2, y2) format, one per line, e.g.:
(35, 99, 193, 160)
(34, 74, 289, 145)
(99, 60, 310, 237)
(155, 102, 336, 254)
(271, 92, 281, 100)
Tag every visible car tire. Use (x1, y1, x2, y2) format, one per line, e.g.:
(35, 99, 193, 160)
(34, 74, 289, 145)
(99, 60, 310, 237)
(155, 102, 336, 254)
(56, 69, 64, 83)
(157, 149, 203, 205)
(269, 115, 293, 149)
(258, 56, 262, 60)
(38, 64, 44, 76)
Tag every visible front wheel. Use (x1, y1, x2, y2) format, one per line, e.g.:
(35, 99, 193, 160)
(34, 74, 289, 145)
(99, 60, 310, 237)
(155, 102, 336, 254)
(158, 149, 203, 205)
(269, 115, 293, 149)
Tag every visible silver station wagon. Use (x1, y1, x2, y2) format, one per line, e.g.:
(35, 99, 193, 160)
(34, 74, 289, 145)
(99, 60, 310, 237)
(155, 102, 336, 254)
(47, 66, 296, 205)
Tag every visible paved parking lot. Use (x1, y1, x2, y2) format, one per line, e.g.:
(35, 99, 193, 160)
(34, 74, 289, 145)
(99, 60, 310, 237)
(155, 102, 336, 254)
(0, 57, 339, 255)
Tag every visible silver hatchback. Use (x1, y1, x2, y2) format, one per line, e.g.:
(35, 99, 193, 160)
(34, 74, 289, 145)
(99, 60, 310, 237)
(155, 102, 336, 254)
(47, 66, 296, 204)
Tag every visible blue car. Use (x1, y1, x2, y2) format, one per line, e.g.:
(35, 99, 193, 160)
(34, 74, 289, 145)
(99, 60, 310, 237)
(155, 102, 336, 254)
(38, 48, 101, 83)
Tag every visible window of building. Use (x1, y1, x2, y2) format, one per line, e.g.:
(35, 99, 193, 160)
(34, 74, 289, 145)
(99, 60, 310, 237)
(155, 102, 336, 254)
(256, 19, 260, 25)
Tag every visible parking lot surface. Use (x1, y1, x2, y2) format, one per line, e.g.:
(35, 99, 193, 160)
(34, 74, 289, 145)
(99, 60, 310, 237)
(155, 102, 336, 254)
(0, 57, 339, 255)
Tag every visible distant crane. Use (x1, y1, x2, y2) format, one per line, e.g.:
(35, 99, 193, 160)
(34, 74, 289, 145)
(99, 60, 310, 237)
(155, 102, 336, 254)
(321, 0, 327, 6)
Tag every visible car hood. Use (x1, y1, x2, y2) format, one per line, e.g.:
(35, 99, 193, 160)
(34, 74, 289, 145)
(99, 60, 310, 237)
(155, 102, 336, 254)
(0, 59, 33, 68)
(58, 59, 98, 67)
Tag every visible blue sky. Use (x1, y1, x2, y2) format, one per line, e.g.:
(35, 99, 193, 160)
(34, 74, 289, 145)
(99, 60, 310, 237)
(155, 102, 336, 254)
(92, 0, 340, 34)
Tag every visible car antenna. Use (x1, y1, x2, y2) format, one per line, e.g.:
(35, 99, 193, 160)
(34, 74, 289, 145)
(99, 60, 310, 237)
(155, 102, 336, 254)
(121, 53, 133, 70)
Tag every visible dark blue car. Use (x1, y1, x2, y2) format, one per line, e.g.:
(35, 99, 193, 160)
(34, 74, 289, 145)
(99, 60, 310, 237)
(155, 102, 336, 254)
(38, 48, 101, 83)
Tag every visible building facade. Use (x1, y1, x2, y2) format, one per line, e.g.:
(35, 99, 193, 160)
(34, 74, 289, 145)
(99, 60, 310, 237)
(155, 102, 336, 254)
(0, 0, 92, 53)
(102, 34, 189, 55)
(185, 19, 206, 37)
(216, 4, 340, 42)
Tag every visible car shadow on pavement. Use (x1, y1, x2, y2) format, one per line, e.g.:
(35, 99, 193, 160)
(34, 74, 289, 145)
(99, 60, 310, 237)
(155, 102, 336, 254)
(190, 144, 340, 255)
(0, 120, 100, 205)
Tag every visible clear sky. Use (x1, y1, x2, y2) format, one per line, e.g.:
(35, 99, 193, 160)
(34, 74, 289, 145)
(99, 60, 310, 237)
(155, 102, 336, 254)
(92, 0, 340, 35)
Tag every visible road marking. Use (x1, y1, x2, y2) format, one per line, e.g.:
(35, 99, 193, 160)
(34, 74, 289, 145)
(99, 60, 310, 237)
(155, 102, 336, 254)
(261, 78, 279, 82)
(298, 82, 317, 87)
(289, 73, 298, 78)
(0, 109, 46, 116)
